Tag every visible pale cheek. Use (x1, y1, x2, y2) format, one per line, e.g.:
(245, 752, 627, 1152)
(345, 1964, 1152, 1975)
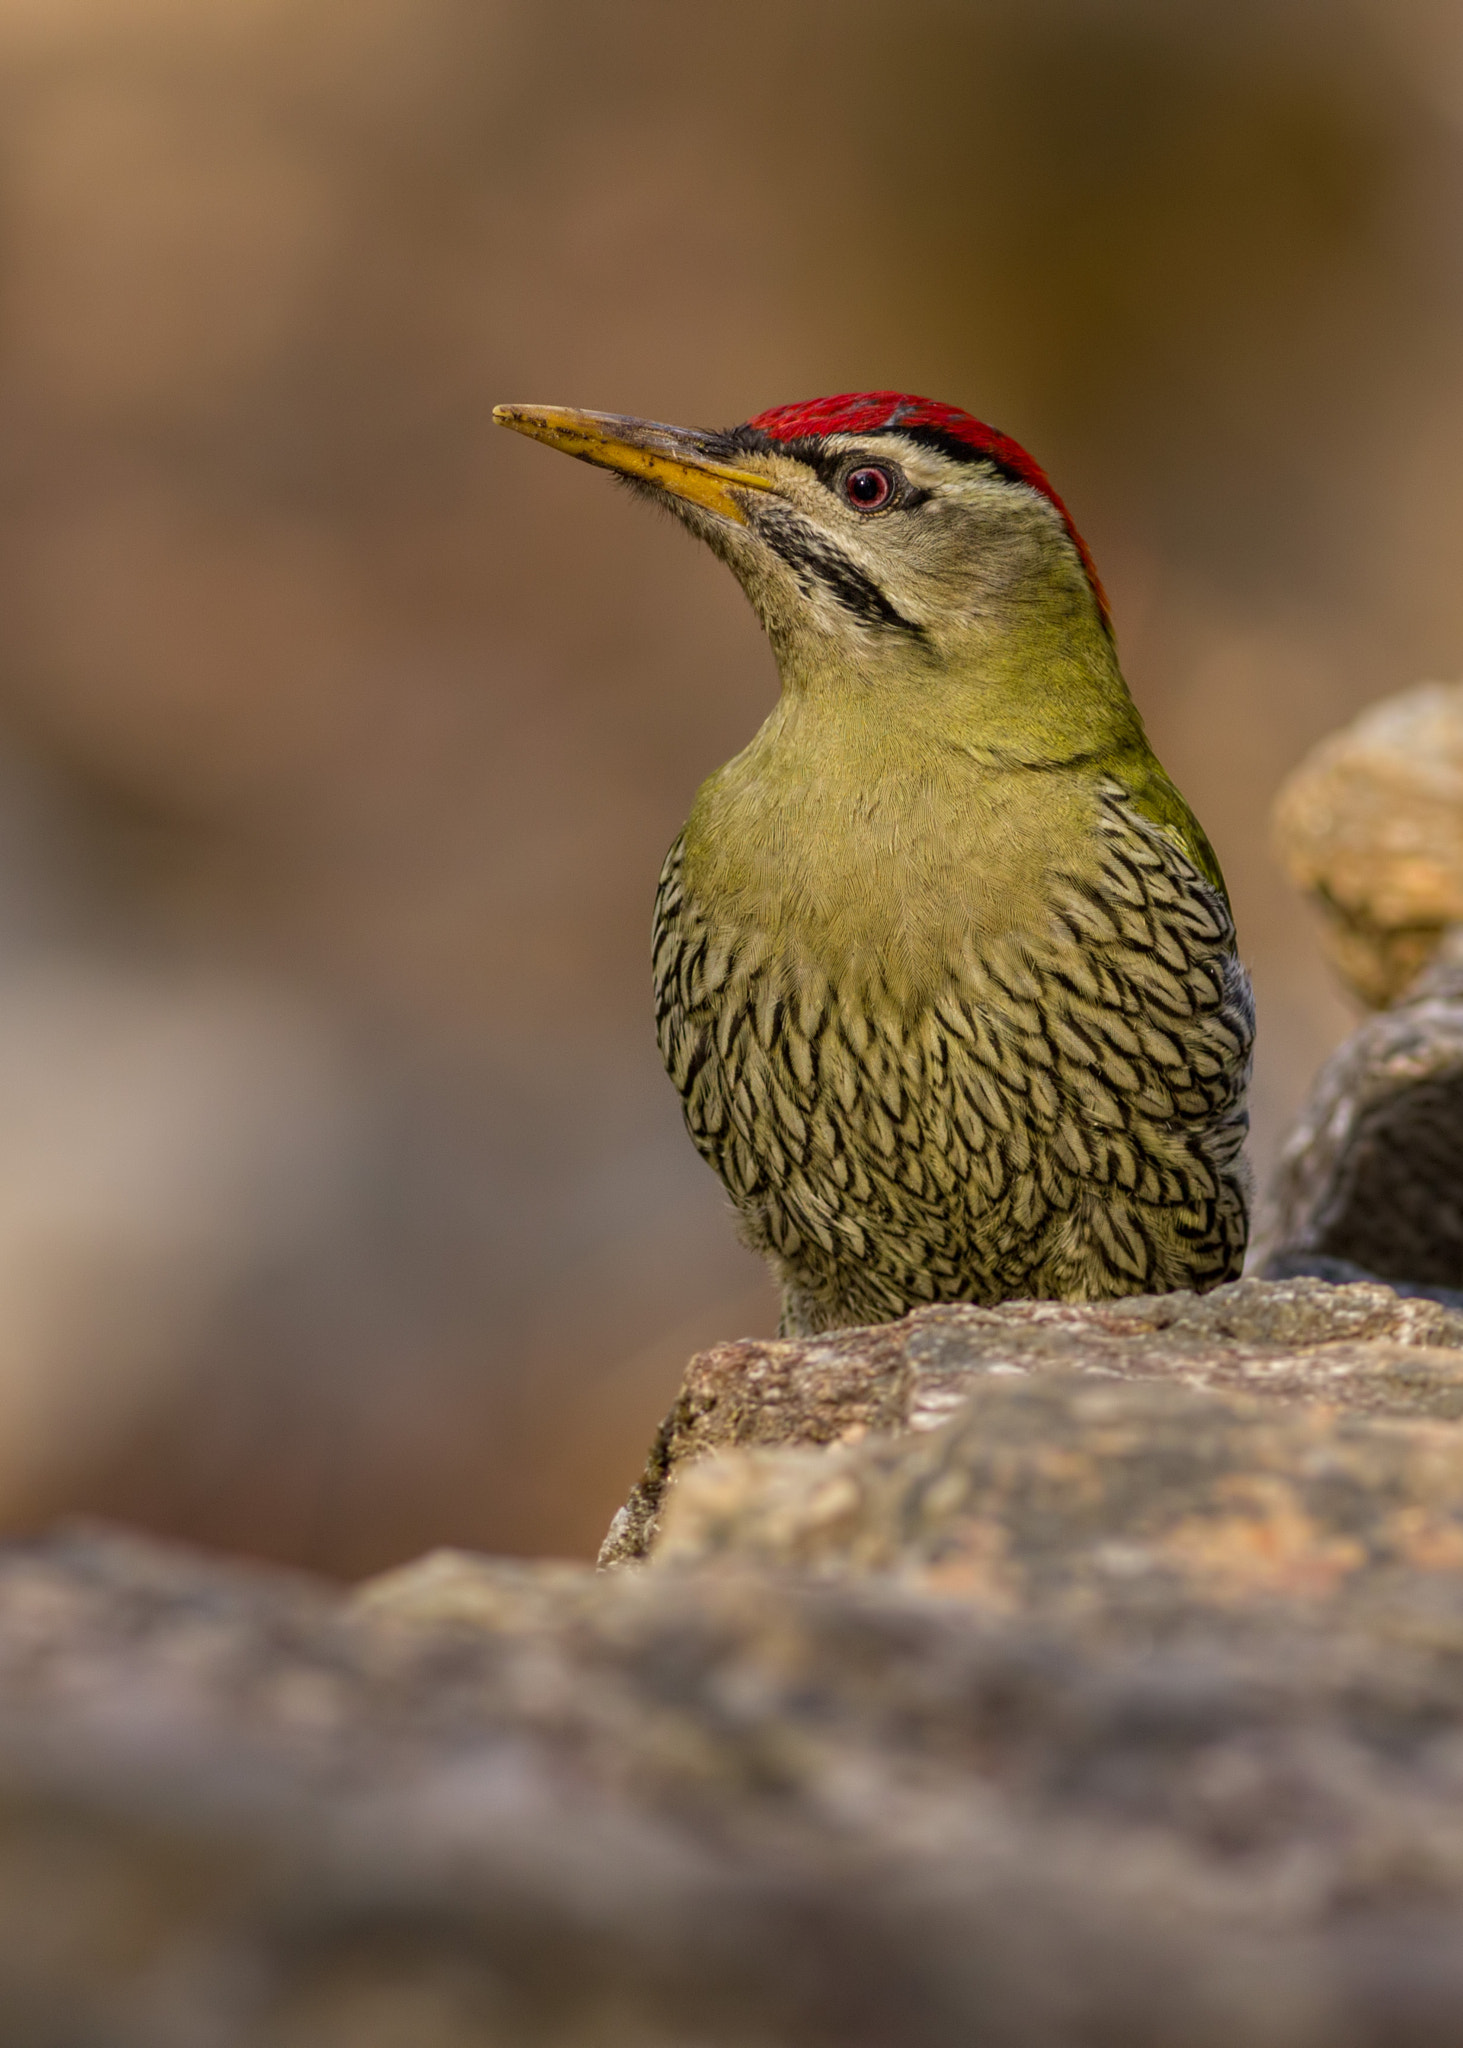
(737, 558, 823, 642)
(879, 531, 989, 622)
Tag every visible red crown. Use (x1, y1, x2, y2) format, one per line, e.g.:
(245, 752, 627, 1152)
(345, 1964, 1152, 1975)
(747, 392, 1108, 625)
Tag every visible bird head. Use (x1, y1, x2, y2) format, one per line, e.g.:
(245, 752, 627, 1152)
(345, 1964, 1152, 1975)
(495, 391, 1138, 768)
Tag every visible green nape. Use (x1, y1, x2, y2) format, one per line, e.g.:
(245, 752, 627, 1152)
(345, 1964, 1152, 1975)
(1115, 744, 1228, 896)
(925, 600, 1228, 900)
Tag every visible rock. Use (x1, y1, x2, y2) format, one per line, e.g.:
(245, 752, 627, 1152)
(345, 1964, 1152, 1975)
(1272, 678, 1463, 1005)
(1260, 1251, 1463, 1310)
(601, 1275, 1463, 1565)
(1255, 948, 1463, 1292)
(350, 1546, 599, 1627)
(11, 1292, 1463, 2041)
(654, 1364, 1463, 1610)
(7, 1498, 1463, 2042)
(1260, 681, 1463, 1295)
(1256, 682, 1463, 1359)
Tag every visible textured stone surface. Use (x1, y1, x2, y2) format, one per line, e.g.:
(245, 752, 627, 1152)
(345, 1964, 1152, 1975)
(10, 1281, 1463, 2040)
(1272, 678, 1463, 1005)
(655, 1366, 1463, 1609)
(1255, 953, 1463, 1294)
(601, 1275, 1463, 1565)
(3, 1510, 1463, 2043)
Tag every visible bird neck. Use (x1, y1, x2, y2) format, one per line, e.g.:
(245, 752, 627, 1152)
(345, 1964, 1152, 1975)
(681, 604, 1217, 1002)
(769, 581, 1146, 771)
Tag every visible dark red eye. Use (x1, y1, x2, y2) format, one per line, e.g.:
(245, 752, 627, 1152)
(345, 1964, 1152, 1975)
(845, 465, 893, 510)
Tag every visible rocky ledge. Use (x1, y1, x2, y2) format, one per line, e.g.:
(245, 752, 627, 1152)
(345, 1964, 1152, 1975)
(600, 1273, 1463, 1563)
(13, 1277, 1463, 2043)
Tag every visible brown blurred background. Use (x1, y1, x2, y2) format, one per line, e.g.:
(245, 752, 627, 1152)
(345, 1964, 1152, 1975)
(0, 0, 1451, 1572)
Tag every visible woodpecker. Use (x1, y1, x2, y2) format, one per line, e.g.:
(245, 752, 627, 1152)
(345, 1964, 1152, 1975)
(495, 393, 1253, 1336)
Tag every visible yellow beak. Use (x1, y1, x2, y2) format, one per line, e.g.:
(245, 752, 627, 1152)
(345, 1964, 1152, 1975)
(493, 404, 774, 524)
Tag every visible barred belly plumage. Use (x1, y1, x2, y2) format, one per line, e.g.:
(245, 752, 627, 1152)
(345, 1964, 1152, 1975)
(653, 779, 1254, 1337)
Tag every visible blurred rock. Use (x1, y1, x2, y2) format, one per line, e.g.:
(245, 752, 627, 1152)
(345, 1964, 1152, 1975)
(1272, 679, 1463, 1007)
(1257, 946, 1463, 1293)
(0, 947, 372, 1522)
(601, 1274, 1463, 1565)
(17, 1392, 1463, 2043)
(350, 1545, 598, 1627)
(0, 753, 766, 1574)
(1263, 682, 1463, 1293)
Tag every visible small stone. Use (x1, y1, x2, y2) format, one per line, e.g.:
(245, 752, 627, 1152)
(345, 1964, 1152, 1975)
(1272, 678, 1463, 1005)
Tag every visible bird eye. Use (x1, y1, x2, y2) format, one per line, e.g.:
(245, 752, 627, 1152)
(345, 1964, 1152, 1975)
(844, 465, 894, 511)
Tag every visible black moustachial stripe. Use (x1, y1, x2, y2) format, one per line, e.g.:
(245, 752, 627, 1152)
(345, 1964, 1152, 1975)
(752, 501, 928, 641)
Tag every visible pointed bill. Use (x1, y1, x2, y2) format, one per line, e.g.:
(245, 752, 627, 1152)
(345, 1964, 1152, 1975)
(493, 404, 774, 523)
